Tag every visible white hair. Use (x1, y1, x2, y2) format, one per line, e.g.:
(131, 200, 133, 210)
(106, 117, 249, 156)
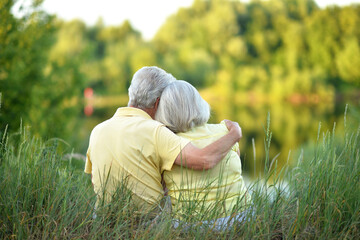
(155, 80, 210, 133)
(128, 66, 176, 109)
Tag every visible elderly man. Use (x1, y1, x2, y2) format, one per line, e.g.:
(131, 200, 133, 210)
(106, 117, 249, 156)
(84, 66, 242, 212)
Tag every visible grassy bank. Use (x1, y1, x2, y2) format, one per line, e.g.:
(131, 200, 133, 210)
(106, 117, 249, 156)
(0, 111, 359, 239)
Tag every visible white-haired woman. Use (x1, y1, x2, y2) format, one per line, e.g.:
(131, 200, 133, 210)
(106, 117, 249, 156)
(155, 80, 252, 229)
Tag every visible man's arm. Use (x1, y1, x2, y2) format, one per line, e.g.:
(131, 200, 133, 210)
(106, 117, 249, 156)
(174, 120, 242, 170)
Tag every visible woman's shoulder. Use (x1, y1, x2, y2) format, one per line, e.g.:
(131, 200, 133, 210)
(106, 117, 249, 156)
(193, 123, 229, 134)
(177, 123, 228, 139)
(204, 122, 229, 133)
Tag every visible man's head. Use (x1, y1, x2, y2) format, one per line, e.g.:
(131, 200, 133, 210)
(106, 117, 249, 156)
(128, 66, 176, 110)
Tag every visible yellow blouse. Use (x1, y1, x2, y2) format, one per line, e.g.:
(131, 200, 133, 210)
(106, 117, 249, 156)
(163, 123, 251, 218)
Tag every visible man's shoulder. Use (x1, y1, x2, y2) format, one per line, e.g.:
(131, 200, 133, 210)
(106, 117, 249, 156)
(125, 115, 165, 131)
(88, 119, 111, 140)
(92, 118, 112, 131)
(98, 114, 166, 136)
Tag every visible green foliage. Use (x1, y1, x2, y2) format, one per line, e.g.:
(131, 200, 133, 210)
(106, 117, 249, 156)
(336, 37, 360, 83)
(0, 0, 53, 130)
(0, 1, 86, 145)
(287, 109, 360, 238)
(2, 0, 360, 151)
(153, 0, 360, 90)
(79, 19, 145, 94)
(0, 127, 94, 238)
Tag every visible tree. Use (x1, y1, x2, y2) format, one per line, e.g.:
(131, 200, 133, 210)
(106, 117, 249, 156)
(336, 37, 360, 85)
(0, 0, 86, 147)
(0, 0, 55, 133)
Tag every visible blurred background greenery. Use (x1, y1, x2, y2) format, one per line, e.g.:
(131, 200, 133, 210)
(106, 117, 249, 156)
(1, 0, 359, 178)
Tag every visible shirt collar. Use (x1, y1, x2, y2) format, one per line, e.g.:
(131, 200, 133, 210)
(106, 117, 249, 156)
(113, 107, 152, 120)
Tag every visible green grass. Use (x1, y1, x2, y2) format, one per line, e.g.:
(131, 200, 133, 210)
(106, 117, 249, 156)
(0, 110, 359, 239)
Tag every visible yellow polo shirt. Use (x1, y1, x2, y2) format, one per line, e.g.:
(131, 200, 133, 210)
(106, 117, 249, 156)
(163, 123, 251, 218)
(85, 107, 190, 211)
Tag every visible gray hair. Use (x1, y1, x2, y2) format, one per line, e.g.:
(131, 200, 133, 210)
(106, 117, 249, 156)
(128, 66, 176, 109)
(155, 80, 210, 133)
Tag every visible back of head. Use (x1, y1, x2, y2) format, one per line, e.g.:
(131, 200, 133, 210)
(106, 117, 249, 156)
(155, 80, 210, 133)
(128, 66, 176, 109)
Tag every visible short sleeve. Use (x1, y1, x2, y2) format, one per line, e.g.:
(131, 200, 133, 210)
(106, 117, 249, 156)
(220, 120, 239, 153)
(84, 147, 92, 174)
(156, 126, 191, 173)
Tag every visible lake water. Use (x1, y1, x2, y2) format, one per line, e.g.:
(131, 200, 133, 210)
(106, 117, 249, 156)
(80, 93, 357, 179)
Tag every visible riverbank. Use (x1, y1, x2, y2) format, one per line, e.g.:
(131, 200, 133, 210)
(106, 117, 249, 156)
(0, 112, 359, 239)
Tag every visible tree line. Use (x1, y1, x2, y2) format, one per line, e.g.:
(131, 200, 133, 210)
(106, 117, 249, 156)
(1, 0, 359, 145)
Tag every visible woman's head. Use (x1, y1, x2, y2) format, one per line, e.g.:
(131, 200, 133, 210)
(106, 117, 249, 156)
(155, 80, 210, 133)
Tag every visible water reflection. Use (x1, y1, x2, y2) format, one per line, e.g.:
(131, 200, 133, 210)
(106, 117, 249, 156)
(81, 93, 351, 179)
(209, 100, 340, 177)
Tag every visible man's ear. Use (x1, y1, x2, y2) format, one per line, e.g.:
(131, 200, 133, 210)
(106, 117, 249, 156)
(154, 97, 160, 111)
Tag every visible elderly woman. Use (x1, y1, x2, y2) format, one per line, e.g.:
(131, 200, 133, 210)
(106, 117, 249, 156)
(155, 80, 251, 228)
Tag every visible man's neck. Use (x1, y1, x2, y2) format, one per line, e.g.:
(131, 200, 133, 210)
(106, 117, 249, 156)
(129, 105, 156, 119)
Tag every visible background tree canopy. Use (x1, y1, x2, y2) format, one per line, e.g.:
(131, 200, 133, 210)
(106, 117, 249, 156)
(1, 0, 359, 150)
